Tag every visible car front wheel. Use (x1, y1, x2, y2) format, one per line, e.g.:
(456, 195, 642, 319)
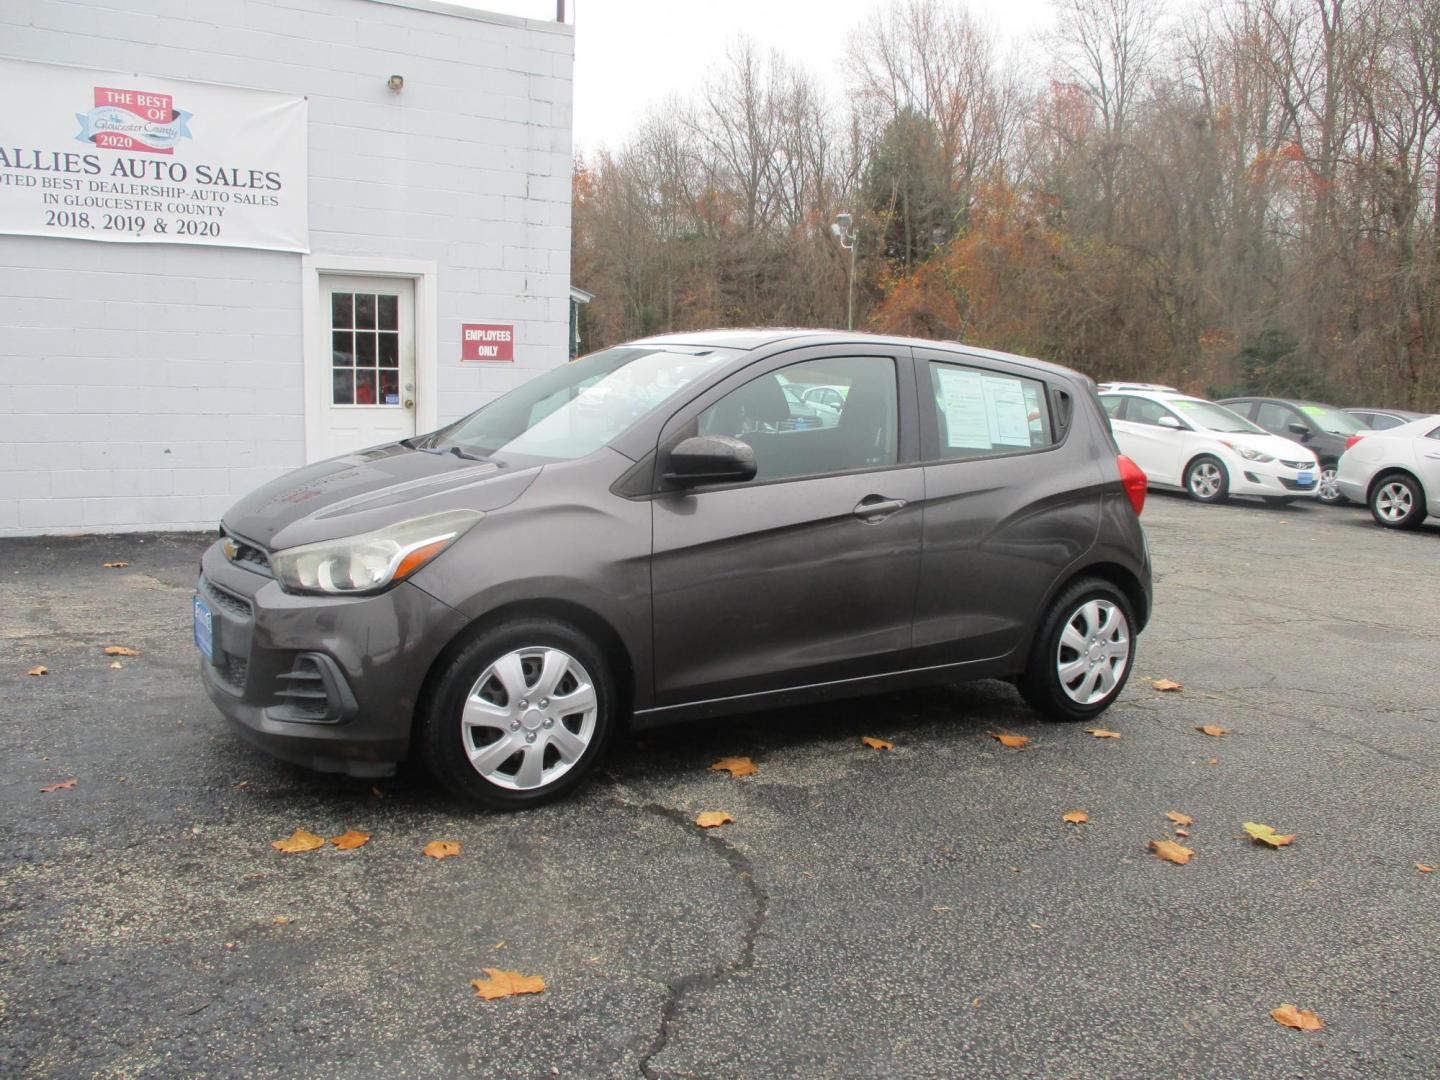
(1317, 463, 1346, 504)
(1185, 455, 1229, 503)
(419, 618, 615, 810)
(1370, 473, 1426, 530)
(1019, 577, 1137, 722)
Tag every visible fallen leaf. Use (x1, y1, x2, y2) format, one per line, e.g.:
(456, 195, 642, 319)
(491, 940, 505, 950)
(1151, 678, 1183, 692)
(1083, 727, 1122, 738)
(709, 756, 757, 777)
(271, 829, 325, 853)
(103, 646, 139, 657)
(330, 829, 370, 850)
(990, 733, 1030, 749)
(102, 561, 129, 568)
(1166, 812, 1194, 827)
(931, 905, 952, 914)
(26, 666, 48, 676)
(1028, 922, 1045, 930)
(1417, 863, 1434, 874)
(423, 840, 461, 859)
(1175, 828, 1191, 838)
(695, 811, 733, 828)
(1195, 725, 1229, 737)
(971, 997, 982, 1008)
(1271, 1004, 1323, 1031)
(861, 736, 894, 751)
(1243, 822, 1296, 848)
(1208, 758, 1219, 765)
(273, 916, 292, 925)
(1062, 810, 1089, 825)
(370, 786, 386, 798)
(108, 661, 123, 670)
(40, 778, 77, 793)
(1148, 839, 1194, 865)
(471, 968, 545, 1000)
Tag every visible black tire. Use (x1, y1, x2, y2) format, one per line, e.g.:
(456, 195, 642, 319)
(1262, 496, 1295, 507)
(1369, 472, 1426, 531)
(1019, 576, 1137, 722)
(1316, 461, 1347, 505)
(419, 618, 616, 810)
(1184, 455, 1229, 503)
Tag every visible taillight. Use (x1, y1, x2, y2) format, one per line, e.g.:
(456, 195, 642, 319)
(1345, 434, 1364, 451)
(1117, 454, 1147, 516)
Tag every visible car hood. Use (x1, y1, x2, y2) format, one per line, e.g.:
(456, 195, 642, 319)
(1210, 431, 1315, 462)
(221, 443, 543, 551)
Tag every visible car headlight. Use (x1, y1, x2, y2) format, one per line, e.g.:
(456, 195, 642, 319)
(270, 509, 483, 595)
(1220, 440, 1274, 463)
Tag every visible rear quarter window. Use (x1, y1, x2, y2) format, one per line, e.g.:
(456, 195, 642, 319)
(928, 362, 1054, 459)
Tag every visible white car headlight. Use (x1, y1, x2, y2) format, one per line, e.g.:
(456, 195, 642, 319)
(1220, 440, 1274, 463)
(270, 509, 483, 595)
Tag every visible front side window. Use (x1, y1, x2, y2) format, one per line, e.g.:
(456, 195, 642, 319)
(1123, 397, 1181, 428)
(928, 362, 1053, 457)
(430, 345, 741, 462)
(1255, 402, 1298, 433)
(696, 355, 898, 483)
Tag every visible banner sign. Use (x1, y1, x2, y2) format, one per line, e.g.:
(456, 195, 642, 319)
(0, 58, 308, 252)
(461, 324, 515, 362)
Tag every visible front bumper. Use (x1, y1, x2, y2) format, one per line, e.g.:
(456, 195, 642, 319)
(1225, 456, 1320, 497)
(196, 539, 469, 777)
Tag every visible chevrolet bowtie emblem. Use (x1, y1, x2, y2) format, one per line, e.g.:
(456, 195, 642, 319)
(222, 538, 238, 561)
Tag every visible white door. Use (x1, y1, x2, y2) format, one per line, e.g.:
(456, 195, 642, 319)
(318, 275, 417, 459)
(1116, 399, 1187, 485)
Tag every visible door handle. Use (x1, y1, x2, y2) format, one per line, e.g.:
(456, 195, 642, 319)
(853, 495, 907, 521)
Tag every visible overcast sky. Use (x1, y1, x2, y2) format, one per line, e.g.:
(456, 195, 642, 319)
(459, 0, 1057, 154)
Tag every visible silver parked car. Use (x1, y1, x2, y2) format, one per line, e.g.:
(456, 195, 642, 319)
(196, 330, 1153, 809)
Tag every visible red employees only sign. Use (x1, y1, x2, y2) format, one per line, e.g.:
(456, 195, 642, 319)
(461, 323, 514, 362)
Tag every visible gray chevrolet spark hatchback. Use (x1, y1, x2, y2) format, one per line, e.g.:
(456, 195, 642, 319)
(197, 330, 1152, 809)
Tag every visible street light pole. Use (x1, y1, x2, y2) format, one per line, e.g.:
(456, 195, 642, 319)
(830, 213, 858, 331)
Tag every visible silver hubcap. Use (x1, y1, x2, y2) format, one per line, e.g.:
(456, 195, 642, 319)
(1375, 481, 1412, 522)
(1056, 599, 1130, 705)
(1189, 462, 1222, 499)
(1318, 467, 1340, 502)
(461, 647, 598, 791)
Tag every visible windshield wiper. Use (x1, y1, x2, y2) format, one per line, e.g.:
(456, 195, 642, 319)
(447, 445, 486, 461)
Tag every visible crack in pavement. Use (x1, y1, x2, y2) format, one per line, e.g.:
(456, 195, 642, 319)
(605, 786, 769, 1080)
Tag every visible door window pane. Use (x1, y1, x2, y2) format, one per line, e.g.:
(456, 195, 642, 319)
(1100, 395, 1126, 418)
(1125, 398, 1179, 428)
(330, 289, 400, 406)
(697, 356, 898, 482)
(1255, 403, 1295, 432)
(928, 362, 1054, 458)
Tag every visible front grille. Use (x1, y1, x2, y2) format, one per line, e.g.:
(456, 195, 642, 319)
(201, 577, 252, 619)
(223, 529, 274, 577)
(1280, 459, 1313, 469)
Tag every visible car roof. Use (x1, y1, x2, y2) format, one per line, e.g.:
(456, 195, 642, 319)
(1097, 389, 1214, 405)
(1348, 406, 1427, 418)
(625, 328, 1087, 383)
(1218, 395, 1332, 407)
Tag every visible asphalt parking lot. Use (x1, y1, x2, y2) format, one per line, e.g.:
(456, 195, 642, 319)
(3, 493, 1437, 1079)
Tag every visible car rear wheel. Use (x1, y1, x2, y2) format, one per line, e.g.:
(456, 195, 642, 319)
(1370, 473, 1425, 530)
(1019, 577, 1136, 722)
(419, 618, 615, 810)
(1317, 463, 1346, 504)
(1185, 456, 1228, 503)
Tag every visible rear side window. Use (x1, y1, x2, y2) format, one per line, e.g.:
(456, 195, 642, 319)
(1255, 403, 1296, 432)
(928, 362, 1053, 459)
(1224, 399, 1255, 420)
(1100, 395, 1127, 418)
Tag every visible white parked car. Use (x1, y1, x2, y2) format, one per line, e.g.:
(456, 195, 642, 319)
(1336, 415, 1440, 529)
(1099, 390, 1320, 504)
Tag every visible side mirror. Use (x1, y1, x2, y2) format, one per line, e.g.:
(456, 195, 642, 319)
(1158, 415, 1183, 429)
(663, 435, 757, 487)
(1287, 422, 1310, 438)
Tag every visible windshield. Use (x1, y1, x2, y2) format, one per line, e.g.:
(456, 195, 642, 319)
(1298, 403, 1366, 436)
(425, 345, 740, 462)
(1172, 399, 1266, 434)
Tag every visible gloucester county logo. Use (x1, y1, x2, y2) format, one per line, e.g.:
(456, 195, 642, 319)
(76, 86, 192, 155)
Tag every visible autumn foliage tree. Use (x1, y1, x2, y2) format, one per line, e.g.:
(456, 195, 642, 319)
(572, 0, 1440, 410)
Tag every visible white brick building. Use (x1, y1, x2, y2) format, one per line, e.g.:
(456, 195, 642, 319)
(0, 0, 574, 535)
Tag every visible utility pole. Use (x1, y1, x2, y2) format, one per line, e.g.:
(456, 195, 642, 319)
(830, 213, 858, 331)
